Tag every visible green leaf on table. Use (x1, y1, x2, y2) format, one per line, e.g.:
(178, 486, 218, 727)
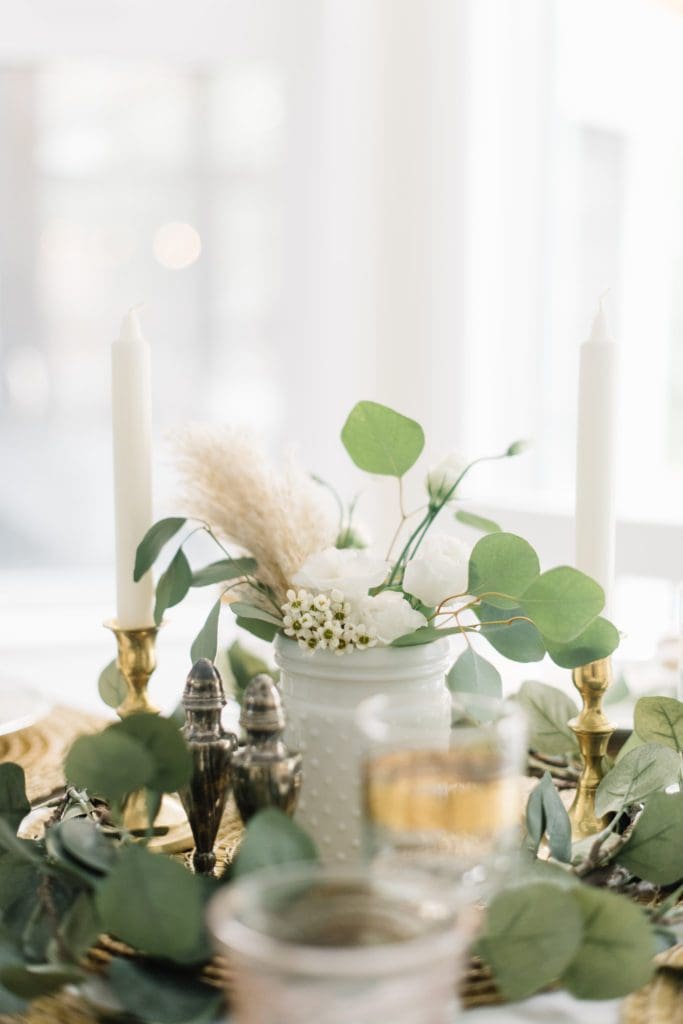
(617, 791, 683, 886)
(615, 729, 646, 763)
(0, 965, 83, 1000)
(108, 958, 222, 1024)
(191, 557, 257, 587)
(230, 603, 282, 626)
(115, 714, 192, 793)
(154, 548, 193, 626)
(634, 696, 683, 753)
(545, 617, 620, 670)
(341, 401, 425, 477)
(191, 599, 222, 663)
(525, 772, 572, 863)
(65, 729, 155, 803)
(95, 845, 207, 963)
(516, 680, 580, 756)
(476, 602, 546, 663)
(519, 567, 604, 643)
(232, 808, 319, 880)
(228, 641, 278, 702)
(55, 817, 119, 876)
(477, 883, 582, 1001)
(447, 649, 502, 698)
(468, 533, 540, 610)
(561, 886, 655, 999)
(134, 517, 187, 581)
(0, 766, 29, 834)
(235, 616, 280, 644)
(595, 743, 681, 817)
(454, 510, 502, 534)
(97, 659, 127, 709)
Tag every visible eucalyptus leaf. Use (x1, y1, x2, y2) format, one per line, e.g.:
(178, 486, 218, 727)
(108, 958, 222, 1024)
(0, 964, 83, 999)
(519, 567, 604, 643)
(191, 599, 222, 663)
(191, 557, 257, 587)
(154, 548, 193, 626)
(230, 603, 282, 626)
(0, 765, 29, 834)
(617, 791, 683, 886)
(95, 845, 207, 963)
(65, 730, 155, 803)
(235, 616, 280, 643)
(525, 772, 572, 863)
(561, 886, 655, 999)
(454, 510, 502, 534)
(391, 625, 464, 647)
(633, 696, 683, 753)
(232, 808, 319, 879)
(97, 660, 127, 710)
(228, 641, 277, 702)
(516, 680, 580, 756)
(134, 517, 187, 582)
(615, 729, 646, 764)
(115, 713, 192, 793)
(341, 401, 425, 477)
(447, 649, 502, 698)
(468, 533, 540, 610)
(476, 603, 545, 663)
(595, 743, 681, 817)
(59, 892, 102, 960)
(605, 672, 630, 706)
(545, 617, 620, 670)
(477, 883, 582, 1001)
(55, 817, 119, 875)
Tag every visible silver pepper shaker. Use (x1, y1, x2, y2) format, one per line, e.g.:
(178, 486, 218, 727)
(232, 674, 302, 824)
(178, 659, 237, 875)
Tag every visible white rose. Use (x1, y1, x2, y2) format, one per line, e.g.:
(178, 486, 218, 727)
(292, 547, 389, 599)
(403, 532, 471, 608)
(356, 591, 427, 645)
(426, 452, 470, 503)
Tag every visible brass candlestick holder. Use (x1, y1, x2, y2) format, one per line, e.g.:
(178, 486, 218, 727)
(105, 619, 192, 853)
(568, 657, 615, 839)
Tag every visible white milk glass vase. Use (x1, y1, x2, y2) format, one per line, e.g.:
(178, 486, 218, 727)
(273, 635, 451, 863)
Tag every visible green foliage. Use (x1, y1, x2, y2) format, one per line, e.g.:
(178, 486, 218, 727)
(235, 616, 280, 643)
(467, 533, 540, 610)
(519, 567, 604, 643)
(617, 792, 683, 886)
(0, 964, 83, 1000)
(545, 617, 620, 670)
(0, 766, 30, 834)
(447, 648, 502, 698)
(478, 883, 583, 1000)
(595, 744, 681, 817)
(227, 641, 278, 703)
(191, 599, 222, 663)
(95, 845, 208, 963)
(154, 548, 193, 626)
(134, 517, 187, 581)
(561, 887, 654, 999)
(97, 660, 127, 710)
(506, 439, 529, 456)
(454, 510, 501, 534)
(108, 958, 222, 1024)
(391, 624, 464, 647)
(230, 603, 282, 626)
(476, 603, 546, 663)
(64, 714, 192, 812)
(516, 680, 580, 756)
(341, 401, 425, 477)
(634, 696, 683, 753)
(526, 772, 572, 863)
(191, 557, 257, 587)
(232, 808, 319, 880)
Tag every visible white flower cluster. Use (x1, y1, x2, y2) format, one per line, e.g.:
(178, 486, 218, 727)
(282, 588, 378, 655)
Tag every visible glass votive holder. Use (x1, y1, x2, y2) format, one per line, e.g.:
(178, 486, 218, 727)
(357, 692, 527, 897)
(207, 862, 468, 1024)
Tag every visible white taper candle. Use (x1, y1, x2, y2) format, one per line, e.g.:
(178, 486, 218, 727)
(111, 310, 155, 628)
(575, 298, 618, 616)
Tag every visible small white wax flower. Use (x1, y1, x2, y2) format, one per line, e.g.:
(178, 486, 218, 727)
(426, 452, 470, 503)
(356, 591, 428, 644)
(292, 547, 389, 600)
(403, 532, 471, 608)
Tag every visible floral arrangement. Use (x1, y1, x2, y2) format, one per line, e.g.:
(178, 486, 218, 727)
(136, 400, 619, 681)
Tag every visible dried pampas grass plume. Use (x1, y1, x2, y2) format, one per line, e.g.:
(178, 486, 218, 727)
(174, 425, 338, 606)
